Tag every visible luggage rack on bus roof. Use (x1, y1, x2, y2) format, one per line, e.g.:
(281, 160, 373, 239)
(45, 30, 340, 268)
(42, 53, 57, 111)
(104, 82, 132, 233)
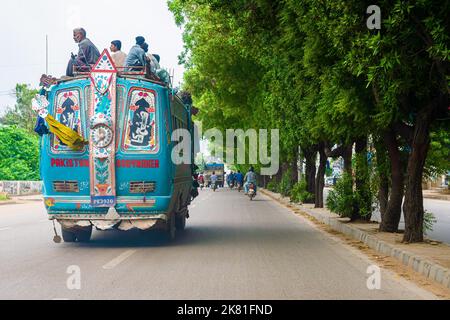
(74, 65, 168, 86)
(41, 65, 170, 87)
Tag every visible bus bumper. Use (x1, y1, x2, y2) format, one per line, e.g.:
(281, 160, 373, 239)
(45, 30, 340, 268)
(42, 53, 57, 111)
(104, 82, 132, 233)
(45, 196, 173, 231)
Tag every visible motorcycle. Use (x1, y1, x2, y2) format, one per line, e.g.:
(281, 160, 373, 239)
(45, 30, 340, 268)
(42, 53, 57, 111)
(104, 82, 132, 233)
(211, 182, 217, 192)
(237, 182, 242, 192)
(248, 183, 256, 200)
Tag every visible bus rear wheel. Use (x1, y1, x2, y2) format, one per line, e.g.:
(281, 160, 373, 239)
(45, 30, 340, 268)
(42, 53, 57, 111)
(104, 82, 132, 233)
(74, 226, 92, 242)
(165, 215, 176, 242)
(61, 228, 76, 243)
(175, 210, 187, 231)
(61, 226, 92, 243)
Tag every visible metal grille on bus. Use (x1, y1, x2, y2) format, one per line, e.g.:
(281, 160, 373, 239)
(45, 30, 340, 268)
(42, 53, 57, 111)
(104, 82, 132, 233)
(53, 181, 79, 193)
(129, 181, 156, 193)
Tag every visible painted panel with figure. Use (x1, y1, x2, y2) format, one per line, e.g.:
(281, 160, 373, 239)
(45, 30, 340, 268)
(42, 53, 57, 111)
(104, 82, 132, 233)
(122, 89, 158, 153)
(52, 89, 84, 153)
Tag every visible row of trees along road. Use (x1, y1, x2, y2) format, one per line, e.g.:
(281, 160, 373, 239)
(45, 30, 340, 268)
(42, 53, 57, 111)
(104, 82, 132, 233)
(168, 0, 449, 243)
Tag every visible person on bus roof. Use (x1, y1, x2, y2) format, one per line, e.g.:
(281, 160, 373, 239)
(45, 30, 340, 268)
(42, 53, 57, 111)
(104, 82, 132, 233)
(110, 40, 127, 69)
(141, 42, 160, 75)
(124, 36, 147, 72)
(66, 28, 100, 76)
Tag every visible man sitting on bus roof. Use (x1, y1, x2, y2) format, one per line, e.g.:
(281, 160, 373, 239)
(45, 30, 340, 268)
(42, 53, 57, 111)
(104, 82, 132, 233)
(124, 36, 147, 72)
(66, 28, 100, 77)
(110, 40, 127, 69)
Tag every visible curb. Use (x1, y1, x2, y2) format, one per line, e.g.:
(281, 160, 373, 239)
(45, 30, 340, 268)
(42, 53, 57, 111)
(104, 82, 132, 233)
(261, 188, 450, 291)
(423, 194, 450, 201)
(0, 201, 20, 206)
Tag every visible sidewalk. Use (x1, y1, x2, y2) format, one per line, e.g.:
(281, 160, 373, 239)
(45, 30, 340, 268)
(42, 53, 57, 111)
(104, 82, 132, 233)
(423, 188, 450, 201)
(261, 188, 450, 292)
(0, 194, 43, 206)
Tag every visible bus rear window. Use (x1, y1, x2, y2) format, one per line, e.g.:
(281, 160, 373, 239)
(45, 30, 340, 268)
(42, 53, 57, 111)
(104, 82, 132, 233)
(51, 89, 84, 153)
(122, 89, 158, 153)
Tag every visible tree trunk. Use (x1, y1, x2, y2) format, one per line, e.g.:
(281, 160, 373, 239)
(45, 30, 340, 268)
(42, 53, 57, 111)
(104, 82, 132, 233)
(291, 147, 299, 185)
(380, 129, 404, 232)
(304, 146, 317, 203)
(403, 110, 433, 243)
(315, 143, 327, 208)
(374, 139, 389, 225)
(274, 163, 283, 183)
(342, 144, 353, 176)
(352, 137, 371, 221)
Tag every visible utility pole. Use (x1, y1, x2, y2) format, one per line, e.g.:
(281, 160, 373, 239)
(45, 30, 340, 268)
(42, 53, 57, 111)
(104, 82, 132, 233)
(46, 35, 49, 74)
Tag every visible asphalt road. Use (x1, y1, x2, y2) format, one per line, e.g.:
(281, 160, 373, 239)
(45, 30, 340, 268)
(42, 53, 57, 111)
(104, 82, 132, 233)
(323, 188, 450, 244)
(0, 189, 438, 300)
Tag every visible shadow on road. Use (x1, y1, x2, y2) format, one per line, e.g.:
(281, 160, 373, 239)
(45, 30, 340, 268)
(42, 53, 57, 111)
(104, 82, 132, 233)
(66, 223, 311, 249)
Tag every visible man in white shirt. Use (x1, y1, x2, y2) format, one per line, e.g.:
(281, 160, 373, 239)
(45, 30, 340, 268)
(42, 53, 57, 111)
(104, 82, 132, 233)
(110, 40, 127, 69)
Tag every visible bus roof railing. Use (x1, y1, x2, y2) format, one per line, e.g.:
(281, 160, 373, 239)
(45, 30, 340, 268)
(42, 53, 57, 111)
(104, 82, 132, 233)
(73, 65, 146, 76)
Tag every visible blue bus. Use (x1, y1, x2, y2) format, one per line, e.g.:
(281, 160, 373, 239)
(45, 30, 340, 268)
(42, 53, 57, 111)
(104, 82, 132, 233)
(38, 50, 194, 242)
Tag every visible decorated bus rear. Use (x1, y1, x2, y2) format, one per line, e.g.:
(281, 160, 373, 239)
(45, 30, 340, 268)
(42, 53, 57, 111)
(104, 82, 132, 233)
(36, 50, 193, 242)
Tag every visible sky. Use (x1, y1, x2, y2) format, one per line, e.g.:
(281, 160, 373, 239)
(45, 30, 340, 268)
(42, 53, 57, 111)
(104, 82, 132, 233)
(0, 0, 185, 114)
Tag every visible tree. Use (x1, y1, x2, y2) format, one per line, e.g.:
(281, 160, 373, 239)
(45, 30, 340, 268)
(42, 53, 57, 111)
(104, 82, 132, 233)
(0, 84, 38, 135)
(169, 0, 449, 241)
(0, 126, 40, 181)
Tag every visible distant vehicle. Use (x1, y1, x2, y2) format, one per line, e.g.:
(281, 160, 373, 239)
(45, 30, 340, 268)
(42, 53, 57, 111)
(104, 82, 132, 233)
(248, 183, 256, 201)
(204, 163, 225, 188)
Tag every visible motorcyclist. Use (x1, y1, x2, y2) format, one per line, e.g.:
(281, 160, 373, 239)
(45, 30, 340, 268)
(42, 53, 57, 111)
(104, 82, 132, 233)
(235, 170, 244, 190)
(210, 172, 218, 190)
(244, 167, 258, 195)
(227, 171, 235, 188)
(198, 173, 205, 189)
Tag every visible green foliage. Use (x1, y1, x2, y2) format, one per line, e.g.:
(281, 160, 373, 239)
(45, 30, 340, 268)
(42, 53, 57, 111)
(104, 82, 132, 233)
(266, 181, 278, 193)
(0, 84, 38, 135)
(290, 180, 314, 203)
(0, 126, 40, 181)
(0, 193, 10, 201)
(425, 127, 450, 179)
(169, 0, 450, 236)
(278, 171, 293, 197)
(423, 210, 437, 236)
(354, 151, 374, 218)
(326, 173, 355, 218)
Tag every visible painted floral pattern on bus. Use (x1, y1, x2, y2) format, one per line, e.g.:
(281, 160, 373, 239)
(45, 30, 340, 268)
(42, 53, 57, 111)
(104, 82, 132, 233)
(123, 90, 157, 153)
(52, 90, 82, 152)
(89, 50, 117, 207)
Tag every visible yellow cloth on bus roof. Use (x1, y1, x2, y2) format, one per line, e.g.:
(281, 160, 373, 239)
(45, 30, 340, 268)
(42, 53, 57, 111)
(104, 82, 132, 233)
(45, 115, 88, 151)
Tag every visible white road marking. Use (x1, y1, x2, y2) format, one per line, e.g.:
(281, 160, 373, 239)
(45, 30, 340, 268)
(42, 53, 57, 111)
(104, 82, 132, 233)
(102, 250, 137, 270)
(0, 227, 12, 232)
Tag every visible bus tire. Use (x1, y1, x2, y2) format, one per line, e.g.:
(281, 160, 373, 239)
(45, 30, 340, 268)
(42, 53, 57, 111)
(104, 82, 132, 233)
(61, 228, 76, 243)
(165, 215, 176, 242)
(75, 226, 92, 242)
(175, 211, 187, 231)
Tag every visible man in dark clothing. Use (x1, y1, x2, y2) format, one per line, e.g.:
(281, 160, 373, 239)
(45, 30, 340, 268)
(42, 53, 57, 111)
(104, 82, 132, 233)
(66, 28, 100, 76)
